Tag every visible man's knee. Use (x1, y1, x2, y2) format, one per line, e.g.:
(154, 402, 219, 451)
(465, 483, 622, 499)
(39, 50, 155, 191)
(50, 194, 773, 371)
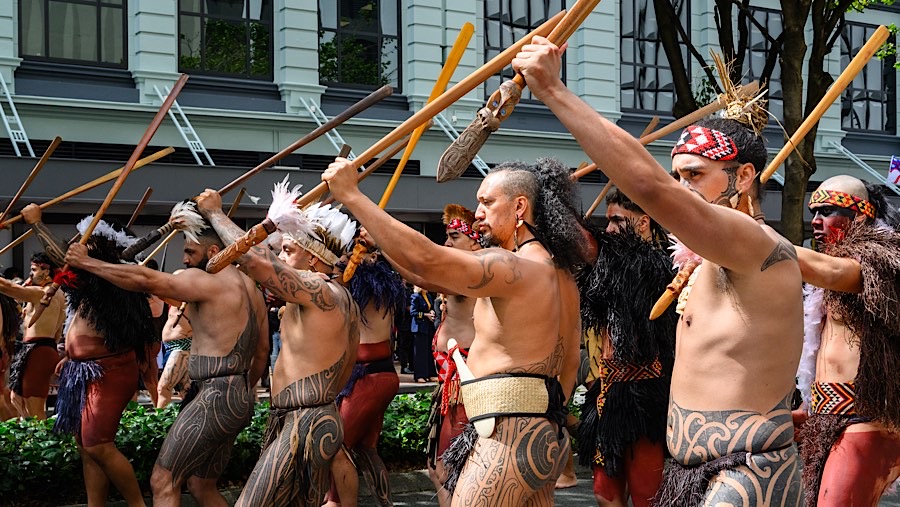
(186, 475, 218, 498)
(151, 465, 178, 496)
(80, 442, 120, 464)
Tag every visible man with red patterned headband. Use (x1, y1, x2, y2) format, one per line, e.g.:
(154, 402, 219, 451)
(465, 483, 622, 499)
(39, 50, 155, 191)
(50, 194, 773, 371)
(514, 37, 803, 506)
(792, 175, 900, 507)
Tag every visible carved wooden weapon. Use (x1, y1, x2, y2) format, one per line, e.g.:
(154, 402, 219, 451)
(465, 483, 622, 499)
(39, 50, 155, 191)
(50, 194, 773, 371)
(291, 11, 566, 208)
(436, 0, 601, 182)
(760, 25, 889, 183)
(126, 187, 153, 229)
(343, 23, 473, 283)
(0, 136, 62, 226)
(29, 74, 189, 327)
(227, 187, 246, 218)
(0, 147, 174, 229)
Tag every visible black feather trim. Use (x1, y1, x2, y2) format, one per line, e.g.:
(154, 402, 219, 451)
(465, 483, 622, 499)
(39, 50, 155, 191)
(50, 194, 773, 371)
(348, 257, 406, 324)
(440, 423, 478, 495)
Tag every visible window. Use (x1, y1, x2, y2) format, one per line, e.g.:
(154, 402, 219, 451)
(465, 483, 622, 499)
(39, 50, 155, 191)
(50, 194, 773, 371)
(19, 0, 127, 67)
(620, 0, 689, 113)
(483, 0, 565, 101)
(743, 8, 783, 121)
(319, 1, 400, 89)
(179, 0, 273, 79)
(841, 22, 896, 134)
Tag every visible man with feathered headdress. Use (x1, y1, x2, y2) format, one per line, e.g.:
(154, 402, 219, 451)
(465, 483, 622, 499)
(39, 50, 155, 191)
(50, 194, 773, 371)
(64, 200, 269, 506)
(792, 175, 900, 506)
(23, 203, 153, 506)
(0, 250, 65, 420)
(195, 182, 360, 507)
(515, 38, 804, 505)
(324, 156, 589, 505)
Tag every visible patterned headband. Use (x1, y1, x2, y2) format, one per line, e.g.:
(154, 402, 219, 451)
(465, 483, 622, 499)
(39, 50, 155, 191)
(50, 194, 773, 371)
(671, 125, 738, 161)
(808, 189, 876, 219)
(447, 218, 480, 240)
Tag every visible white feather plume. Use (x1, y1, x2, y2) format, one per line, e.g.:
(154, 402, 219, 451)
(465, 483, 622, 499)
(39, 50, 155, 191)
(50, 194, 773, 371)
(76, 215, 137, 248)
(267, 176, 315, 238)
(304, 202, 357, 252)
(168, 201, 207, 244)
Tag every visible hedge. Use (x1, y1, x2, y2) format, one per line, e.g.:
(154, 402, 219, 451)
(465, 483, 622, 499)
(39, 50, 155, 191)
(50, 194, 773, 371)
(0, 390, 432, 505)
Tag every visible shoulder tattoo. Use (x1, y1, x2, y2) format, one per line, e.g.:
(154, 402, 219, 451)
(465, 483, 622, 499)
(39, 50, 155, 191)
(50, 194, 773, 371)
(760, 237, 798, 272)
(467, 249, 522, 290)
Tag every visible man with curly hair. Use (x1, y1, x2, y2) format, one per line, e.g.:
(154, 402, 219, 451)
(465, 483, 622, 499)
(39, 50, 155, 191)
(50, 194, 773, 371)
(793, 175, 900, 507)
(324, 156, 589, 506)
(0, 251, 65, 419)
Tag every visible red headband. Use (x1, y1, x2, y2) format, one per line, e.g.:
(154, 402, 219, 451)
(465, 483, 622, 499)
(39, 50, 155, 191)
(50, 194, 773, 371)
(672, 125, 738, 161)
(447, 218, 480, 240)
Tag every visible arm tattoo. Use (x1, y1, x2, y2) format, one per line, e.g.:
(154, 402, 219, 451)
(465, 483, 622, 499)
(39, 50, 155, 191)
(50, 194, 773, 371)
(255, 247, 337, 311)
(760, 237, 798, 272)
(31, 222, 67, 266)
(206, 211, 255, 264)
(467, 250, 522, 290)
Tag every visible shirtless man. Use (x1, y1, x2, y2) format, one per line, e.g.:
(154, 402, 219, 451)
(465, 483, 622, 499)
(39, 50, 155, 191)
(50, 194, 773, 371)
(0, 252, 65, 419)
(156, 277, 193, 409)
(66, 221, 269, 507)
(196, 190, 360, 507)
(25, 205, 153, 507)
(577, 188, 676, 507)
(324, 232, 406, 507)
(514, 37, 803, 505)
(793, 175, 900, 507)
(324, 157, 586, 506)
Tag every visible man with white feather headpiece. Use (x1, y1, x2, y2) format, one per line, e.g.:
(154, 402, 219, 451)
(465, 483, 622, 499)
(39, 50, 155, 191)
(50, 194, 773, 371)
(195, 178, 361, 506)
(64, 199, 269, 506)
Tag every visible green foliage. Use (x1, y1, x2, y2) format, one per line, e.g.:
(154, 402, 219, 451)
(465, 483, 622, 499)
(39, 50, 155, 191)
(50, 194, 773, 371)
(180, 19, 271, 78)
(377, 390, 432, 467)
(319, 33, 391, 87)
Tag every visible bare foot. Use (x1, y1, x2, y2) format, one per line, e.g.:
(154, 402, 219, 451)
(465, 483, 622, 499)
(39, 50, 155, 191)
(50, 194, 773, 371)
(555, 472, 578, 489)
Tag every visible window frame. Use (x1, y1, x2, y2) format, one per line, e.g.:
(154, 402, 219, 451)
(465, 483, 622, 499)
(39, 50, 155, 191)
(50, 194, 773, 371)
(840, 21, 897, 135)
(317, 0, 402, 91)
(177, 0, 275, 81)
(619, 0, 690, 115)
(18, 0, 128, 69)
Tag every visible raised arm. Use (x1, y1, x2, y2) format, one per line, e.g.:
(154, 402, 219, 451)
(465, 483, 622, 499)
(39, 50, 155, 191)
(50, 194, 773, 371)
(196, 189, 343, 309)
(324, 159, 541, 298)
(64, 243, 219, 303)
(795, 246, 863, 293)
(357, 227, 457, 294)
(0, 277, 46, 305)
(22, 204, 68, 266)
(513, 37, 781, 274)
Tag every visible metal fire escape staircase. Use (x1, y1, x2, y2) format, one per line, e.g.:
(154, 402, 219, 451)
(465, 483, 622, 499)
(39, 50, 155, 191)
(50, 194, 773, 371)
(154, 85, 215, 165)
(0, 74, 35, 157)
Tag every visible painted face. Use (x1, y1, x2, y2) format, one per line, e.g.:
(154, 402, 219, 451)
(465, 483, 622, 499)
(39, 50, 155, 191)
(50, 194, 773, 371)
(278, 237, 312, 271)
(809, 204, 855, 246)
(29, 263, 51, 286)
(444, 227, 479, 251)
(605, 203, 645, 236)
(672, 154, 742, 207)
(475, 174, 517, 248)
(182, 241, 211, 269)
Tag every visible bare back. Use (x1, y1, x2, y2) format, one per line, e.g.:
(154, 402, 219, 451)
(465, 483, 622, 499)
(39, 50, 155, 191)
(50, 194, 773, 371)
(359, 303, 392, 346)
(273, 280, 360, 397)
(183, 265, 256, 358)
(434, 294, 476, 352)
(672, 226, 803, 413)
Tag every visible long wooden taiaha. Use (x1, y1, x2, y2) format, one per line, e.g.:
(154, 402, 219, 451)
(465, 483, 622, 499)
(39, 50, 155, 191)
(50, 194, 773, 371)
(126, 187, 154, 229)
(29, 74, 189, 327)
(0, 136, 62, 226)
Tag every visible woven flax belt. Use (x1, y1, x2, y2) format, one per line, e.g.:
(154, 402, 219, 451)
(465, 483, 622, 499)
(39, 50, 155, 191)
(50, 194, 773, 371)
(811, 381, 857, 415)
(461, 374, 548, 423)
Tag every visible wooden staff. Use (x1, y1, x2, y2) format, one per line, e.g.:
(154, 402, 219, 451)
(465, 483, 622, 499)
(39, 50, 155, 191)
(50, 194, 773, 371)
(0, 147, 174, 229)
(760, 25, 889, 183)
(436, 0, 601, 182)
(30, 74, 189, 326)
(126, 187, 154, 229)
(0, 229, 32, 257)
(293, 10, 566, 207)
(0, 136, 62, 226)
(570, 82, 760, 181)
(215, 86, 392, 197)
(379, 22, 473, 208)
(140, 230, 177, 267)
(227, 187, 246, 218)
(340, 24, 473, 283)
(322, 133, 414, 206)
(583, 117, 659, 218)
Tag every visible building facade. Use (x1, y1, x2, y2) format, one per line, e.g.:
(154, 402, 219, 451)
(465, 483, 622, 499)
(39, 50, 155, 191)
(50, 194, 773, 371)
(0, 0, 897, 271)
